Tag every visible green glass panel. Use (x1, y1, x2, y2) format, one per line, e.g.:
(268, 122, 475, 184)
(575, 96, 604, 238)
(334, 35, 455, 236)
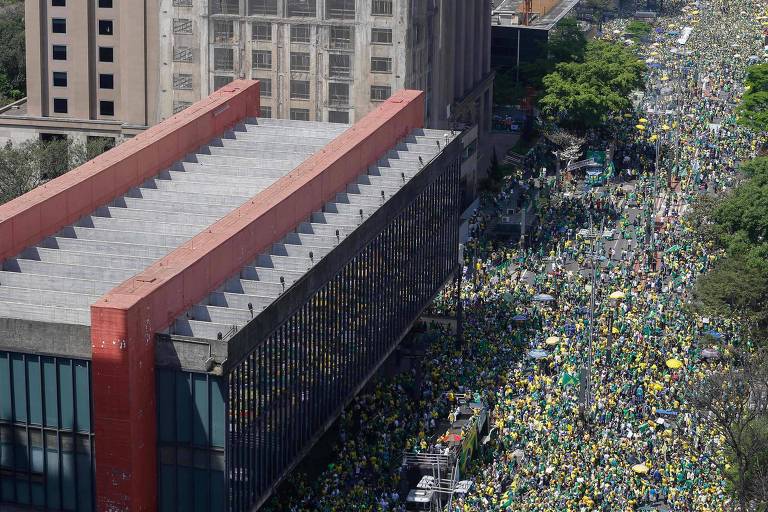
(210, 379, 225, 448)
(43, 357, 59, 428)
(61, 447, 76, 510)
(192, 374, 209, 446)
(11, 354, 27, 423)
(15, 479, 30, 505)
(59, 361, 74, 430)
(193, 468, 210, 512)
(157, 370, 176, 443)
(210, 470, 226, 511)
(159, 464, 176, 512)
(27, 356, 43, 425)
(0, 352, 11, 421)
(176, 466, 193, 510)
(77, 452, 93, 512)
(46, 446, 62, 510)
(74, 362, 91, 432)
(175, 373, 192, 443)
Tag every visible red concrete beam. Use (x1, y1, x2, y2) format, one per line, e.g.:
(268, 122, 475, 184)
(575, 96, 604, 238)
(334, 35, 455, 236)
(91, 89, 424, 511)
(0, 80, 261, 263)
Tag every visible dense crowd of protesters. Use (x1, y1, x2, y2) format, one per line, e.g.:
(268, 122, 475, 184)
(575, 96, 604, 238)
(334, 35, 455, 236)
(265, 0, 767, 510)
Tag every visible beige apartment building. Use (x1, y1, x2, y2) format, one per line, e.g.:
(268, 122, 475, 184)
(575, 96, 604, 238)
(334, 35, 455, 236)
(0, 0, 492, 154)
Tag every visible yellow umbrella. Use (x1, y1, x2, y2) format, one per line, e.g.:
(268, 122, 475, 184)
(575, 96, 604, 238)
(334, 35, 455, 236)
(649, 134, 659, 142)
(545, 336, 560, 346)
(666, 358, 684, 369)
(636, 124, 646, 131)
(639, 118, 649, 123)
(609, 291, 626, 299)
(632, 463, 650, 474)
(662, 124, 671, 131)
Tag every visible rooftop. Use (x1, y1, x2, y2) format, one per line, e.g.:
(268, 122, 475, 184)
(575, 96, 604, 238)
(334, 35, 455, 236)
(492, 0, 580, 30)
(0, 118, 347, 325)
(0, 116, 458, 340)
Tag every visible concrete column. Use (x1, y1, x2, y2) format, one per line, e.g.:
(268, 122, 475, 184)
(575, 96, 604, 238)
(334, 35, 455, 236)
(484, 0, 492, 74)
(25, 0, 44, 117)
(474, 0, 483, 83)
(463, 0, 475, 94)
(453, 0, 465, 100)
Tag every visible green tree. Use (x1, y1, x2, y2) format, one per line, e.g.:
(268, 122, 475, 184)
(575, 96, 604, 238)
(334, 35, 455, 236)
(0, 137, 114, 204)
(737, 64, 768, 133)
(539, 40, 645, 130)
(625, 20, 652, 40)
(0, 1, 24, 104)
(547, 18, 587, 63)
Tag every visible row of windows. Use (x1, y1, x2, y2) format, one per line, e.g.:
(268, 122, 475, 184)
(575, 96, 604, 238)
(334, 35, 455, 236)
(51, 72, 113, 90)
(51, 46, 113, 63)
(51, 19, 113, 36)
(51, 98, 114, 116)
(213, 0, 393, 17)
(245, 78, 390, 102)
(249, 23, 392, 45)
(52, 0, 112, 6)
(248, 50, 392, 74)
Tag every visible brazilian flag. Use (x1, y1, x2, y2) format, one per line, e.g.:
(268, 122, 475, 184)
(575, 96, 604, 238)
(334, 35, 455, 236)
(559, 372, 578, 387)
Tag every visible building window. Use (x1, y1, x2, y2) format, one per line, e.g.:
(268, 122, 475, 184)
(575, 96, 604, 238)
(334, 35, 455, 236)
(259, 78, 272, 97)
(173, 73, 193, 90)
(329, 53, 351, 78)
(371, 28, 392, 44)
(173, 46, 194, 62)
(53, 98, 68, 114)
(98, 20, 114, 35)
(214, 48, 234, 71)
(214, 75, 233, 90)
(371, 57, 392, 73)
(371, 0, 392, 15)
(173, 100, 192, 114)
(328, 110, 349, 123)
(252, 50, 272, 69)
(286, 0, 316, 17)
(260, 105, 272, 118)
(52, 71, 67, 87)
(290, 108, 309, 121)
(173, 18, 193, 34)
(370, 85, 391, 101)
(99, 0, 113, 7)
(252, 22, 271, 41)
(248, 0, 277, 15)
(329, 26, 353, 49)
(328, 82, 349, 105)
(290, 52, 310, 72)
(51, 0, 65, 5)
(213, 20, 234, 42)
(290, 25, 310, 43)
(52, 18, 66, 34)
(326, 0, 354, 19)
(211, 0, 239, 14)
(99, 46, 113, 62)
(100, 100, 115, 116)
(52, 45, 67, 60)
(99, 73, 114, 89)
(290, 80, 310, 100)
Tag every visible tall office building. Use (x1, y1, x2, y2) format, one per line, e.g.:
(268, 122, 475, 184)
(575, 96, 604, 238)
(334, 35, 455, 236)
(0, 0, 493, 150)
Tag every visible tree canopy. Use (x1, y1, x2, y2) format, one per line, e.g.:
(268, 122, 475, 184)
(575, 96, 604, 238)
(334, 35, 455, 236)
(737, 64, 768, 133)
(0, 1, 24, 105)
(539, 40, 646, 130)
(692, 157, 768, 338)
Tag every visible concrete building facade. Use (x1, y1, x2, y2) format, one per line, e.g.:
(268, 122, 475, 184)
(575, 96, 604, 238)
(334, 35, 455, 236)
(0, 0, 493, 155)
(0, 81, 466, 511)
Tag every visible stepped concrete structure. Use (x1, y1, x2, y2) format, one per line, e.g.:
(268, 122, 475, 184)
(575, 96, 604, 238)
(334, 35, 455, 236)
(0, 80, 464, 511)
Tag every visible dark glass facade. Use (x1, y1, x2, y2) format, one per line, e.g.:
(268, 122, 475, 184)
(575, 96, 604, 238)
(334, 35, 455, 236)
(0, 351, 94, 510)
(156, 369, 226, 512)
(226, 155, 462, 511)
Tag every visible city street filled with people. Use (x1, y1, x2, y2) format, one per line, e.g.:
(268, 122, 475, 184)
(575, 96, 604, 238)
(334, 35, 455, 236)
(266, 0, 767, 510)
